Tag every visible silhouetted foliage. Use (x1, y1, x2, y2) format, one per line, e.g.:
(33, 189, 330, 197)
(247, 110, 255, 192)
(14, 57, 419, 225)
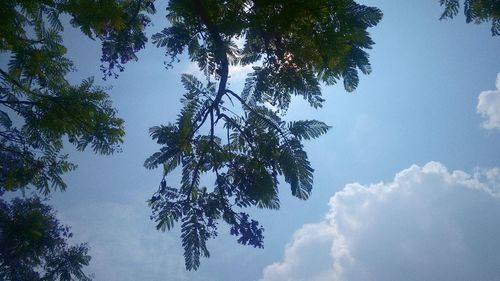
(2, 0, 497, 274)
(0, 196, 91, 281)
(145, 0, 382, 270)
(0, 0, 152, 194)
(440, 0, 500, 35)
(1, 1, 153, 278)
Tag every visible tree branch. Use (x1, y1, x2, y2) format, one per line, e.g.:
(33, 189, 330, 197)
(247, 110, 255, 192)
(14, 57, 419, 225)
(191, 0, 229, 114)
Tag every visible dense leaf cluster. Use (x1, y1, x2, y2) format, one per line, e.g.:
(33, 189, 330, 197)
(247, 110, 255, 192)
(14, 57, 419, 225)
(440, 0, 500, 35)
(0, 0, 152, 194)
(146, 0, 381, 270)
(154, 0, 381, 93)
(2, 0, 497, 276)
(0, 196, 91, 281)
(146, 75, 331, 269)
(1, 1, 154, 279)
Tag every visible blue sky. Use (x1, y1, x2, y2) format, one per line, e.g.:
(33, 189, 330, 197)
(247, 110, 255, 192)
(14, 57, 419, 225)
(42, 0, 500, 280)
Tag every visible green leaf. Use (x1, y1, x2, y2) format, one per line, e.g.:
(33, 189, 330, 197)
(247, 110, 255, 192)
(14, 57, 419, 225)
(181, 212, 210, 271)
(279, 139, 314, 200)
(289, 120, 331, 140)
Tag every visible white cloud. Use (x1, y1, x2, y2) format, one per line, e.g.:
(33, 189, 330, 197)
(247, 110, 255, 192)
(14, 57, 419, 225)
(261, 162, 500, 281)
(477, 73, 500, 129)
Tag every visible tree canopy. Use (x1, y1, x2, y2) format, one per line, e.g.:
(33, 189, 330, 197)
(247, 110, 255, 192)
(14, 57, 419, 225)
(144, 0, 382, 270)
(440, 0, 500, 35)
(0, 196, 91, 281)
(2, 0, 498, 275)
(0, 1, 153, 279)
(0, 0, 154, 194)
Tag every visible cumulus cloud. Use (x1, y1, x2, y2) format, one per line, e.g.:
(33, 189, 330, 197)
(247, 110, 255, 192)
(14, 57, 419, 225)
(477, 73, 500, 129)
(261, 162, 500, 281)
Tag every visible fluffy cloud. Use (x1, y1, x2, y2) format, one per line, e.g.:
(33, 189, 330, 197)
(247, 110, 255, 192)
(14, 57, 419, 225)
(261, 162, 500, 281)
(477, 73, 500, 129)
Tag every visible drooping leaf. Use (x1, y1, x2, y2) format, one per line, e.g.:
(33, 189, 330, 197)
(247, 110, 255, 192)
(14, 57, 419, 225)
(288, 120, 331, 140)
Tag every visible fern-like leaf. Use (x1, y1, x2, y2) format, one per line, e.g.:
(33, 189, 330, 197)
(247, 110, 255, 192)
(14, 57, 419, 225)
(288, 120, 331, 140)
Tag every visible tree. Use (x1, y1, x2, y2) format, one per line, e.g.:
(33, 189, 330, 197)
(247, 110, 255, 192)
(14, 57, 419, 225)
(1, 1, 154, 279)
(440, 0, 500, 35)
(0, 0, 154, 194)
(0, 196, 92, 281)
(0, 0, 381, 272)
(144, 0, 382, 270)
(2, 0, 498, 274)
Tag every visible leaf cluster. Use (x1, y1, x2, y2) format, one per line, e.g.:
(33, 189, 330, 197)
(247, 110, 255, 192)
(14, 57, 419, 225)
(63, 0, 156, 77)
(154, 0, 381, 92)
(146, 74, 331, 270)
(0, 196, 92, 281)
(440, 0, 500, 35)
(145, 0, 381, 270)
(0, 2, 155, 279)
(0, 1, 134, 194)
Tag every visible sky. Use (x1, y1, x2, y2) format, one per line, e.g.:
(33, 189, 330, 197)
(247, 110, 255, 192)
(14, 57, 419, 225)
(33, 0, 500, 280)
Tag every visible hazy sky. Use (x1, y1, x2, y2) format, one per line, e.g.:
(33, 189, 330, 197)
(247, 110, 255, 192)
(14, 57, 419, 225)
(41, 0, 500, 280)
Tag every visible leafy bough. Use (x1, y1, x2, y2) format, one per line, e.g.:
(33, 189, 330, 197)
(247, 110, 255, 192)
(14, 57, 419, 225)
(145, 74, 330, 270)
(145, 0, 380, 270)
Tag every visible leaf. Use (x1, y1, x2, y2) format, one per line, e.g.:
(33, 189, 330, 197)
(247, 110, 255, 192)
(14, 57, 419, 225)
(278, 139, 314, 200)
(288, 120, 331, 140)
(0, 110, 12, 128)
(343, 66, 359, 92)
(47, 8, 63, 31)
(440, 0, 460, 19)
(181, 212, 210, 271)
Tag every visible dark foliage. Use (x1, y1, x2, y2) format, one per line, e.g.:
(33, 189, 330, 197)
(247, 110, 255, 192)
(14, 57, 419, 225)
(440, 0, 500, 35)
(145, 0, 382, 270)
(1, 1, 154, 279)
(0, 0, 153, 194)
(0, 196, 91, 281)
